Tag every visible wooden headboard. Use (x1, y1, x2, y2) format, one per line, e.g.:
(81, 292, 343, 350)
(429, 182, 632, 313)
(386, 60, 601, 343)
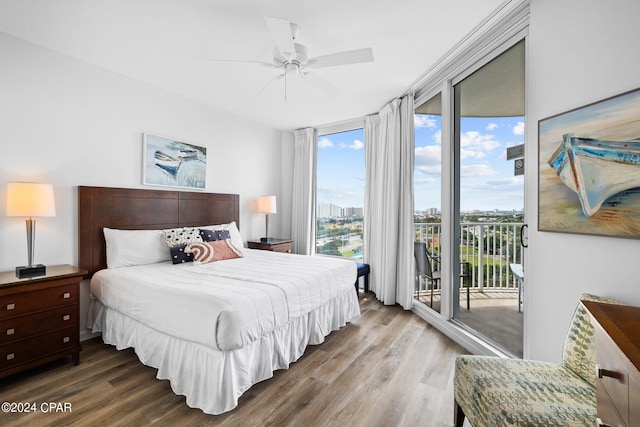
(78, 186, 240, 278)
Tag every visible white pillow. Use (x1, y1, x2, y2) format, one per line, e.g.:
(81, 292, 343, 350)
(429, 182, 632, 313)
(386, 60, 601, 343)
(104, 228, 170, 268)
(199, 221, 244, 249)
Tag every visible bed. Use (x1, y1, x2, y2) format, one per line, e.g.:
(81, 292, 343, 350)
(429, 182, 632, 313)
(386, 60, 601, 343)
(78, 186, 360, 415)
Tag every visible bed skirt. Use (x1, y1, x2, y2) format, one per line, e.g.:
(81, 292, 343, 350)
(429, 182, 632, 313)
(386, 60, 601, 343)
(87, 289, 360, 415)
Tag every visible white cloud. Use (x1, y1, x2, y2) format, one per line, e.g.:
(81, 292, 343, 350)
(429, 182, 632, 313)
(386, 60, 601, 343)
(513, 121, 525, 135)
(338, 139, 364, 150)
(460, 131, 500, 160)
(433, 130, 442, 144)
(415, 145, 441, 175)
(460, 164, 497, 177)
(486, 123, 498, 131)
(316, 185, 363, 205)
(318, 137, 333, 148)
(467, 176, 524, 190)
(414, 115, 437, 129)
(349, 139, 364, 150)
(461, 147, 485, 160)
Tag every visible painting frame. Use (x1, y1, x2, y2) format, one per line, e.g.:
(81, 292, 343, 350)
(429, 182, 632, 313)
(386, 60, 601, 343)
(538, 87, 640, 239)
(142, 133, 207, 190)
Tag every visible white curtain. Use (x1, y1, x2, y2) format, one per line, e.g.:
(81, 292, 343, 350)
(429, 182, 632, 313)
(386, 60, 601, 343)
(291, 127, 316, 255)
(364, 95, 414, 308)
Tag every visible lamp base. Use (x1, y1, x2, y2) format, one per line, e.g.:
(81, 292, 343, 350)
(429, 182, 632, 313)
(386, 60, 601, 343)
(16, 264, 46, 279)
(260, 237, 274, 243)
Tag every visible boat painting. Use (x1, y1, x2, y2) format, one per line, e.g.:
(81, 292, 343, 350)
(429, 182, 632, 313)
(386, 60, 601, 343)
(143, 134, 206, 190)
(154, 151, 181, 174)
(539, 87, 640, 239)
(178, 149, 197, 158)
(548, 134, 640, 217)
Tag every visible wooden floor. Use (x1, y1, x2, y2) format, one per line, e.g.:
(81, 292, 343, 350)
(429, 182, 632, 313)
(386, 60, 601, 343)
(416, 290, 523, 357)
(0, 295, 467, 427)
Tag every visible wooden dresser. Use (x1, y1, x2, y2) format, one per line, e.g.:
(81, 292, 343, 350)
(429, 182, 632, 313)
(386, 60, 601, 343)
(583, 300, 640, 427)
(0, 264, 86, 379)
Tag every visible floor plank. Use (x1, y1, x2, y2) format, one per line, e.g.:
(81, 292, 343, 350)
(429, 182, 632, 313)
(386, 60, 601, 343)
(0, 295, 468, 426)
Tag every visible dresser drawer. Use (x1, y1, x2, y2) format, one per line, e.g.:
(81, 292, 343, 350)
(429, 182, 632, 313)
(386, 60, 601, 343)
(597, 377, 627, 427)
(271, 242, 292, 253)
(0, 305, 78, 346)
(595, 327, 630, 426)
(0, 326, 79, 370)
(0, 284, 78, 320)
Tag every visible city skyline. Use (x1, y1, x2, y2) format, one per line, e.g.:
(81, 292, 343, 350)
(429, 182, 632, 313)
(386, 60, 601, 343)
(316, 115, 525, 214)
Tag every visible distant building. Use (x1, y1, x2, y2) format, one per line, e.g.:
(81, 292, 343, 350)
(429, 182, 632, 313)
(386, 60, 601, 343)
(343, 207, 363, 217)
(317, 203, 341, 218)
(318, 203, 363, 218)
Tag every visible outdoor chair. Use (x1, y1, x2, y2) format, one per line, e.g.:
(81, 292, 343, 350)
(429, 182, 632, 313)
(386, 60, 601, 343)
(414, 241, 441, 308)
(414, 241, 470, 309)
(453, 293, 621, 427)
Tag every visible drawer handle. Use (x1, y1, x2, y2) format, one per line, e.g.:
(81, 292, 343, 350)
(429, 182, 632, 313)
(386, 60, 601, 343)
(6, 303, 15, 310)
(596, 364, 624, 381)
(63, 336, 70, 343)
(63, 315, 70, 321)
(7, 353, 14, 361)
(6, 328, 14, 336)
(63, 292, 71, 299)
(596, 418, 611, 427)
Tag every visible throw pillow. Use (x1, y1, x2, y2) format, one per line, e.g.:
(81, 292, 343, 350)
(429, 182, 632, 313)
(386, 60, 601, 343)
(162, 227, 203, 264)
(186, 239, 243, 264)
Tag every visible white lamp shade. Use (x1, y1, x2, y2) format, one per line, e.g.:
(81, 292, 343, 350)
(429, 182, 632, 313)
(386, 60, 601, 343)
(258, 195, 277, 214)
(6, 182, 56, 217)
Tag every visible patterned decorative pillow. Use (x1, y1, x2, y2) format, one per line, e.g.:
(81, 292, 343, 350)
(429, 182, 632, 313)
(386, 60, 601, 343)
(162, 227, 203, 264)
(199, 229, 230, 242)
(185, 239, 243, 264)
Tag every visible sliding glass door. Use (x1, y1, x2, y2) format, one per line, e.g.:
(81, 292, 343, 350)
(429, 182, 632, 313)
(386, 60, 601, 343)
(452, 40, 525, 357)
(412, 39, 525, 358)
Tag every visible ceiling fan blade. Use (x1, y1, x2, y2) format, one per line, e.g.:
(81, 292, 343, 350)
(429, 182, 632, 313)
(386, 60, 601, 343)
(301, 72, 342, 97)
(264, 16, 296, 59)
(257, 73, 285, 97)
(207, 59, 276, 68)
(307, 47, 374, 69)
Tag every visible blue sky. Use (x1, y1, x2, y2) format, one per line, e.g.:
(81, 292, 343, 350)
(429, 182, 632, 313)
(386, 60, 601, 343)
(415, 115, 525, 211)
(316, 128, 365, 208)
(317, 115, 524, 212)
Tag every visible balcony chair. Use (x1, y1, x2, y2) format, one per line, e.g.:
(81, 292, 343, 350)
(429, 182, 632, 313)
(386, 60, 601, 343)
(413, 241, 470, 309)
(453, 293, 621, 427)
(414, 241, 441, 308)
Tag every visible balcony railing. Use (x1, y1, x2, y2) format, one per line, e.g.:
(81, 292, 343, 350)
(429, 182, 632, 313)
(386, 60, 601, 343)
(415, 222, 524, 292)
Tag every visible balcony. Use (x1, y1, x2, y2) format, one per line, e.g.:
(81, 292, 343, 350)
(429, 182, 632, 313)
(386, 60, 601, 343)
(414, 221, 524, 357)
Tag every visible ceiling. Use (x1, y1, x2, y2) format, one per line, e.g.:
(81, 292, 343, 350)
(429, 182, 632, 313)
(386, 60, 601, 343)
(0, 0, 506, 131)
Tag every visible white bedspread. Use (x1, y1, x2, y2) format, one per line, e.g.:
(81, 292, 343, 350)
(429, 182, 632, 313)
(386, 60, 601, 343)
(90, 249, 358, 351)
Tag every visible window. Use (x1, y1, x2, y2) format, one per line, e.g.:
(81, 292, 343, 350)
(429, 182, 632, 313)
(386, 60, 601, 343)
(315, 128, 365, 258)
(414, 92, 443, 312)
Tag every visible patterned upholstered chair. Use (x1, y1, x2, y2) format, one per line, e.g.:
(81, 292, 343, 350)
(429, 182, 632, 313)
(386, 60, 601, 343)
(453, 293, 620, 427)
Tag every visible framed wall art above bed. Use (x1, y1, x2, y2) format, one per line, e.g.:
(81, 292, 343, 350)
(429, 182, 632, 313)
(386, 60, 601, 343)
(538, 87, 640, 239)
(143, 133, 207, 190)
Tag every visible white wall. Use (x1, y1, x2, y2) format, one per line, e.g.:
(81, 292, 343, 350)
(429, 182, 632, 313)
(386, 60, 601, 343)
(0, 33, 286, 340)
(525, 0, 640, 361)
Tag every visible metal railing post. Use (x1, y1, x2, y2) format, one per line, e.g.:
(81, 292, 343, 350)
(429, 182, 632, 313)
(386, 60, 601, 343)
(478, 225, 488, 292)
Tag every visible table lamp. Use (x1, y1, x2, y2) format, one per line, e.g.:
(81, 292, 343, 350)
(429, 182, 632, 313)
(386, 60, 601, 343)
(258, 195, 277, 243)
(6, 182, 56, 278)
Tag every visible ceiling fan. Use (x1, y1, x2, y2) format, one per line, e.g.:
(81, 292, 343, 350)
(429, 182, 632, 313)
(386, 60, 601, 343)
(210, 16, 374, 99)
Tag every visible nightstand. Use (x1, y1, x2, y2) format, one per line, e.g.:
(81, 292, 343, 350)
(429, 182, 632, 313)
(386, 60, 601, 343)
(247, 239, 293, 253)
(0, 264, 86, 379)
